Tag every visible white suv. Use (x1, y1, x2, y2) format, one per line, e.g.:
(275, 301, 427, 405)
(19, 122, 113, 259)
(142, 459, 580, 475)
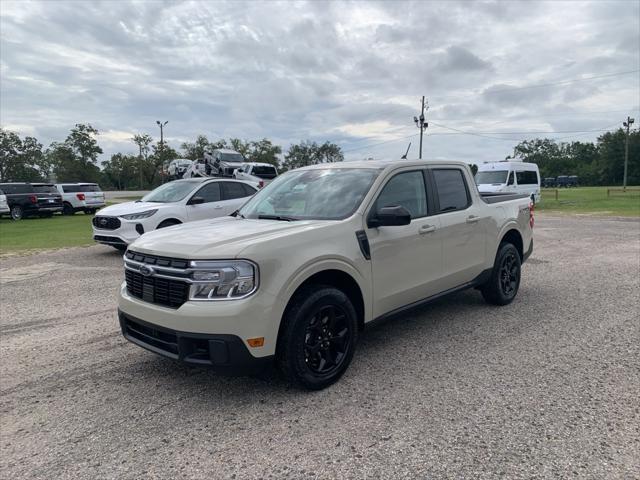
(55, 183, 106, 215)
(233, 162, 278, 188)
(92, 178, 257, 250)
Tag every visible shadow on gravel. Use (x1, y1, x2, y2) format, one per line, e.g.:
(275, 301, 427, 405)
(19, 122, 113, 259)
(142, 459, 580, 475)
(112, 288, 496, 407)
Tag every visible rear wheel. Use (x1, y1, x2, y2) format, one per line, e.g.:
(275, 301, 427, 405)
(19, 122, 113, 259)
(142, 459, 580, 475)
(85, 208, 97, 215)
(277, 285, 358, 390)
(10, 205, 23, 221)
(62, 203, 75, 215)
(481, 243, 521, 305)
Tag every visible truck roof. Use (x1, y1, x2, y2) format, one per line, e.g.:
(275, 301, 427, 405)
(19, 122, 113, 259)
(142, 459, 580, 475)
(298, 159, 470, 171)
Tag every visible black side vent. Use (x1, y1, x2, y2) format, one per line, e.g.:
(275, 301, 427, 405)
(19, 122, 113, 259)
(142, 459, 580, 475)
(355, 230, 371, 260)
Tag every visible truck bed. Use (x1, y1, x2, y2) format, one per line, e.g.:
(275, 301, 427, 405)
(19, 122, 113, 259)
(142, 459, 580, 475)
(480, 192, 530, 204)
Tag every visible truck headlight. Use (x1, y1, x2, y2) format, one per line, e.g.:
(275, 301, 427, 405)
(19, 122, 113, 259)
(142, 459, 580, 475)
(189, 260, 258, 300)
(120, 209, 157, 220)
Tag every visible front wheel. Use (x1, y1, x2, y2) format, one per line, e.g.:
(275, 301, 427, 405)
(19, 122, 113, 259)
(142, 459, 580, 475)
(277, 285, 358, 390)
(10, 205, 23, 221)
(481, 243, 521, 305)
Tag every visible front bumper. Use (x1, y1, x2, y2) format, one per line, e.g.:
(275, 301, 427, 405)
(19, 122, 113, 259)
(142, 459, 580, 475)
(92, 220, 141, 246)
(119, 310, 273, 375)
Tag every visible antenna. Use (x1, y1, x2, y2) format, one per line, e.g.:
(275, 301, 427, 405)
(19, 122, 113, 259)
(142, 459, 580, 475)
(401, 142, 411, 159)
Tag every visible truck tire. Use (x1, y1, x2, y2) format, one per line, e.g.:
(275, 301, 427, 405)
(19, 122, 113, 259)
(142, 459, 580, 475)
(10, 205, 23, 221)
(481, 242, 521, 306)
(63, 203, 75, 215)
(277, 285, 358, 390)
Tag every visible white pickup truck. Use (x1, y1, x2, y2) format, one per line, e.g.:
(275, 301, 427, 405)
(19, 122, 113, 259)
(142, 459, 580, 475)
(232, 162, 279, 188)
(118, 160, 534, 390)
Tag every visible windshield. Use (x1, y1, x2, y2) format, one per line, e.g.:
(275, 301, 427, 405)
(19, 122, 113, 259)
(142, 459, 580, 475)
(239, 168, 380, 221)
(220, 153, 244, 163)
(475, 170, 508, 185)
(33, 185, 57, 193)
(141, 180, 201, 203)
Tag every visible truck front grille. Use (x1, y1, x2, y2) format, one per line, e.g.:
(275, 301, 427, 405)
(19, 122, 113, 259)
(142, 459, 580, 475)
(125, 269, 189, 309)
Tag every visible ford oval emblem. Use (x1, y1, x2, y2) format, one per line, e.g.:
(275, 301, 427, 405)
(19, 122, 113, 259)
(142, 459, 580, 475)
(99, 218, 108, 226)
(139, 265, 154, 277)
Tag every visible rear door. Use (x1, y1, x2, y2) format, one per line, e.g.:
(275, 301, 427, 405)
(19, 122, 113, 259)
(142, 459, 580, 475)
(219, 181, 257, 213)
(366, 169, 443, 317)
(427, 167, 486, 290)
(81, 184, 105, 206)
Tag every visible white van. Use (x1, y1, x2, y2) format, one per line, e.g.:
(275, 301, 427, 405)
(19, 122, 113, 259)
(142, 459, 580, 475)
(475, 161, 541, 203)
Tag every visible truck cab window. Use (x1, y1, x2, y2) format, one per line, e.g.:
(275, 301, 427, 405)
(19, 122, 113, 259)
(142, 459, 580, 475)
(375, 171, 427, 219)
(432, 169, 470, 212)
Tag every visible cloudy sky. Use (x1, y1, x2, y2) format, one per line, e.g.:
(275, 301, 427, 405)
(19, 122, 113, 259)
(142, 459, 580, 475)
(1, 0, 638, 164)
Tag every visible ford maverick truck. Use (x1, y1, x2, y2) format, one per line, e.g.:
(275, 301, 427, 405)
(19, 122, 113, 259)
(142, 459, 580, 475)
(118, 160, 534, 389)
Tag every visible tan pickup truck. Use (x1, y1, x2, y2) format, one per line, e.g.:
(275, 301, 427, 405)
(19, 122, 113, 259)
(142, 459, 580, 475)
(118, 160, 534, 389)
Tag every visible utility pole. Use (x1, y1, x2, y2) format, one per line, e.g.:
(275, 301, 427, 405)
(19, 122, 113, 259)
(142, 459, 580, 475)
(623, 116, 634, 190)
(413, 96, 428, 159)
(156, 120, 168, 151)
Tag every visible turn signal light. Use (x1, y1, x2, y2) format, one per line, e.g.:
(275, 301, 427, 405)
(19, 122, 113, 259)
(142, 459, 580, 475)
(247, 337, 264, 348)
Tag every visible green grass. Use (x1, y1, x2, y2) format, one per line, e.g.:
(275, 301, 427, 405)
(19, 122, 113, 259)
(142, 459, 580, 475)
(0, 213, 96, 253)
(537, 187, 640, 216)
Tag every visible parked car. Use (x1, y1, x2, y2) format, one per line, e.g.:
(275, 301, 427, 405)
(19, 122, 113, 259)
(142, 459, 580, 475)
(475, 161, 541, 203)
(567, 175, 579, 187)
(92, 177, 258, 250)
(0, 182, 63, 220)
(556, 175, 569, 187)
(542, 177, 556, 188)
(55, 183, 106, 215)
(205, 148, 245, 177)
(167, 159, 194, 180)
(0, 189, 9, 215)
(118, 160, 534, 390)
(233, 162, 279, 188)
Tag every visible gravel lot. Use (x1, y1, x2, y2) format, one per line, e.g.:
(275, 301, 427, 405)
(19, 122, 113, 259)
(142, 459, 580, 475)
(1, 214, 638, 479)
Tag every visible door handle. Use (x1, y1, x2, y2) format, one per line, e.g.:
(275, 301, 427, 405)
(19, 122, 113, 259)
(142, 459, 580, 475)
(466, 215, 480, 224)
(419, 225, 436, 234)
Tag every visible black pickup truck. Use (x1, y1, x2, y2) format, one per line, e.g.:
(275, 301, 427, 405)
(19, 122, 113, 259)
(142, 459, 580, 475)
(0, 182, 64, 220)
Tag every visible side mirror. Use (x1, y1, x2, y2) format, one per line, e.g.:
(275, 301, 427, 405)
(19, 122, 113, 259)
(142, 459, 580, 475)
(188, 196, 205, 205)
(368, 205, 411, 228)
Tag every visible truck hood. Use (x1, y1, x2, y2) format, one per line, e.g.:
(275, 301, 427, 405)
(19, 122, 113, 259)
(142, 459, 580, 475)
(129, 216, 334, 259)
(96, 201, 177, 216)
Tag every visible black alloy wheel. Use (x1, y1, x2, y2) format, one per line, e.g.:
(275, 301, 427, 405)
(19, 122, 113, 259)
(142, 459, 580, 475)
(499, 251, 519, 297)
(303, 304, 351, 375)
(10, 205, 23, 221)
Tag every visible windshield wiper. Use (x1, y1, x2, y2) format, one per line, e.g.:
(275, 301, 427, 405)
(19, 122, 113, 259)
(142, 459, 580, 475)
(258, 214, 297, 222)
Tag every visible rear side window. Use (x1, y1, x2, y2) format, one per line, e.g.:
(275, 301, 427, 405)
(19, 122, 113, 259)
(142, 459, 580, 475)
(80, 184, 101, 192)
(375, 170, 427, 219)
(432, 169, 470, 213)
(252, 166, 278, 179)
(62, 185, 80, 193)
(222, 182, 252, 200)
(516, 171, 538, 185)
(0, 184, 31, 194)
(241, 183, 257, 196)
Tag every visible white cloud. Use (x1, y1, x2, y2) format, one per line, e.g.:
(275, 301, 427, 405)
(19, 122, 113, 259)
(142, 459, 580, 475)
(0, 0, 638, 164)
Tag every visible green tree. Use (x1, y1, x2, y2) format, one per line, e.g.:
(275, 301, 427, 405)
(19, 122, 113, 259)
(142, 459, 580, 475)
(181, 135, 227, 160)
(246, 138, 282, 167)
(101, 153, 138, 190)
(281, 141, 343, 172)
(0, 129, 47, 181)
(51, 124, 103, 182)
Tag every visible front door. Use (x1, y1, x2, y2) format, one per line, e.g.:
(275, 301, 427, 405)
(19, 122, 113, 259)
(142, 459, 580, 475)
(366, 170, 443, 318)
(186, 181, 223, 221)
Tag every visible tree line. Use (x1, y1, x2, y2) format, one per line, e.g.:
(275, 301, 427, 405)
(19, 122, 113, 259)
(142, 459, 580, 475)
(0, 125, 345, 189)
(0, 124, 637, 189)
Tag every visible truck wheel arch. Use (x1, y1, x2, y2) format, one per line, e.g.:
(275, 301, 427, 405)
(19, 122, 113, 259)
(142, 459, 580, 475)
(280, 266, 367, 333)
(499, 229, 523, 261)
